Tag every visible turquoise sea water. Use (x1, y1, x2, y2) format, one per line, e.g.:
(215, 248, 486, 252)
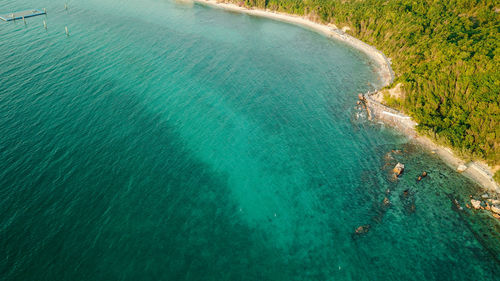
(0, 1, 499, 280)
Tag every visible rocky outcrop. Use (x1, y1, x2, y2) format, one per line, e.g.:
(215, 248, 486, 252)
(363, 92, 417, 137)
(467, 197, 500, 220)
(488, 199, 500, 205)
(471, 199, 481, 210)
(363, 91, 499, 194)
(417, 171, 428, 182)
(354, 225, 370, 234)
(383, 197, 390, 205)
(393, 163, 405, 177)
(491, 205, 500, 214)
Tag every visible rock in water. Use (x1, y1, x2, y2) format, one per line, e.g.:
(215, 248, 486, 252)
(470, 199, 481, 210)
(383, 197, 390, 205)
(491, 205, 500, 214)
(489, 199, 500, 205)
(355, 225, 370, 234)
(393, 163, 405, 176)
(453, 199, 463, 211)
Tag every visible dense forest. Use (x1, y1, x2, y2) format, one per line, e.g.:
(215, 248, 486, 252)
(222, 0, 500, 179)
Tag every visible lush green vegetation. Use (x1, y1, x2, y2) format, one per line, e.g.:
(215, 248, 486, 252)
(226, 0, 499, 166)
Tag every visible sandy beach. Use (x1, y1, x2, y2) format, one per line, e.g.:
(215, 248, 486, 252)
(193, 0, 499, 195)
(413, 135, 499, 193)
(194, 0, 394, 86)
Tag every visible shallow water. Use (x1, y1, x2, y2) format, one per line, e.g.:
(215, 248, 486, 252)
(0, 1, 499, 280)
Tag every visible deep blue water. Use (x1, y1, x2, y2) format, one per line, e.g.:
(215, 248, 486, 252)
(0, 1, 499, 280)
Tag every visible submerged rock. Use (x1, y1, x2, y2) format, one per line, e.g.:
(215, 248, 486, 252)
(384, 152, 394, 161)
(383, 197, 390, 206)
(393, 163, 405, 176)
(401, 189, 416, 214)
(355, 225, 370, 234)
(417, 171, 428, 181)
(453, 199, 463, 211)
(471, 199, 481, 210)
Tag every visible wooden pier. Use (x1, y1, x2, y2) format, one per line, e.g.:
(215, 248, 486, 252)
(0, 9, 46, 22)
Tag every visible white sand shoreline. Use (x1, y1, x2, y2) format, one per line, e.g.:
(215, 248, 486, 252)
(193, 0, 499, 195)
(194, 0, 394, 87)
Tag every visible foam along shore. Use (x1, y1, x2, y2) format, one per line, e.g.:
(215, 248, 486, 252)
(193, 0, 499, 195)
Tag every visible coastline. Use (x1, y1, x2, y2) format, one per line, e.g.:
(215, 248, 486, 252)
(193, 0, 499, 195)
(193, 0, 394, 86)
(364, 92, 500, 194)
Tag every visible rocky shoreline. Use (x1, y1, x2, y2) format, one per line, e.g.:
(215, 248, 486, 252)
(361, 92, 499, 197)
(469, 196, 500, 219)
